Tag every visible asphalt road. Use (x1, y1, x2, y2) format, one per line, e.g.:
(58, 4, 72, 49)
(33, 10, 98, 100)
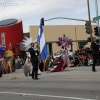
(0, 66, 100, 100)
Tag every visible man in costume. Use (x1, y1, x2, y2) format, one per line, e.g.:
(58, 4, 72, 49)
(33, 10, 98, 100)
(21, 37, 41, 78)
(29, 42, 39, 79)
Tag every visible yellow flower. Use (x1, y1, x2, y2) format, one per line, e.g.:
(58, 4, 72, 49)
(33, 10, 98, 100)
(4, 49, 14, 58)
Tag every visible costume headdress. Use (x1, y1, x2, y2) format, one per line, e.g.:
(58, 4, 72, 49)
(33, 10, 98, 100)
(3, 49, 14, 58)
(56, 34, 72, 47)
(21, 37, 40, 51)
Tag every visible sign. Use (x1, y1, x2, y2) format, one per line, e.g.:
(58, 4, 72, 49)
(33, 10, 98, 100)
(93, 16, 100, 21)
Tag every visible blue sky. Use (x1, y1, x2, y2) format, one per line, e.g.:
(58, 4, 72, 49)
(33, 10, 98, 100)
(0, 0, 100, 32)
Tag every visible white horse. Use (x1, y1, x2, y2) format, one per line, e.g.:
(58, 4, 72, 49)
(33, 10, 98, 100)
(23, 52, 41, 76)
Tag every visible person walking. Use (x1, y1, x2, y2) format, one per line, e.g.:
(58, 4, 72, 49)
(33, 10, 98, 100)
(29, 42, 39, 79)
(91, 37, 99, 72)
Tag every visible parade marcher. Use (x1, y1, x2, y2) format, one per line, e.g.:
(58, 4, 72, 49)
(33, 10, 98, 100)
(51, 34, 72, 72)
(61, 46, 70, 71)
(29, 42, 39, 79)
(91, 37, 99, 72)
(21, 37, 41, 78)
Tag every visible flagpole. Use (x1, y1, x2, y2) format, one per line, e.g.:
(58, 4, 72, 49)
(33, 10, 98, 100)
(37, 18, 48, 60)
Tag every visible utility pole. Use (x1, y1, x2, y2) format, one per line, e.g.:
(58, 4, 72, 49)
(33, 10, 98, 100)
(95, 0, 100, 43)
(87, 0, 93, 43)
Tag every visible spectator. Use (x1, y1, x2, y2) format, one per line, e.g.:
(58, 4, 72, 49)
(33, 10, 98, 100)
(69, 55, 74, 67)
(69, 50, 74, 58)
(74, 55, 79, 67)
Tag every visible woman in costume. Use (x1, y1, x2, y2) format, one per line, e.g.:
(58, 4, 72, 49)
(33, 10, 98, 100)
(51, 34, 71, 72)
(61, 45, 70, 71)
(22, 37, 41, 76)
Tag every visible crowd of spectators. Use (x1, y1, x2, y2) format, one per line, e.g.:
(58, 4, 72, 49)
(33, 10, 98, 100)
(68, 46, 100, 67)
(15, 56, 25, 69)
(48, 46, 100, 68)
(13, 45, 100, 71)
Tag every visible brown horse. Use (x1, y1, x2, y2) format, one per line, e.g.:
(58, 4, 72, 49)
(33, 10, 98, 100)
(2, 57, 15, 74)
(7, 57, 15, 73)
(43, 57, 51, 71)
(1, 59, 9, 74)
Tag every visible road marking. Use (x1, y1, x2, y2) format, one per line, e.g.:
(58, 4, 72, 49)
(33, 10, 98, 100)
(0, 92, 97, 100)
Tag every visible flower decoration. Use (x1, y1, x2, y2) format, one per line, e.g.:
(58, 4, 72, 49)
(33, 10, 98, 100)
(56, 34, 72, 47)
(21, 37, 40, 51)
(4, 49, 14, 58)
(21, 37, 33, 51)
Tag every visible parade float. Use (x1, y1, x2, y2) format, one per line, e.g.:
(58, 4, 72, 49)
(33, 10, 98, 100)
(0, 47, 15, 75)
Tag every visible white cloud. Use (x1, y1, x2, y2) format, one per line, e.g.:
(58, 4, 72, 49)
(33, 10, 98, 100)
(75, 0, 87, 14)
(0, 0, 86, 20)
(0, 0, 99, 32)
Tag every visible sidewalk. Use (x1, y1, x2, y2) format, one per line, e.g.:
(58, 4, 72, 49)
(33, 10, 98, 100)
(0, 66, 100, 81)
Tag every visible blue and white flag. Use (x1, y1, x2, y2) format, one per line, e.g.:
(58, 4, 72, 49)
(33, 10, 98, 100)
(37, 24, 48, 60)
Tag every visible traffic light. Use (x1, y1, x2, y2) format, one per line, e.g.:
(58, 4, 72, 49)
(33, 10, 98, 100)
(41, 18, 44, 26)
(94, 26, 98, 36)
(85, 21, 90, 34)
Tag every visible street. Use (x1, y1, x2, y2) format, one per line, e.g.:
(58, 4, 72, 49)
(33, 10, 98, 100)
(0, 66, 100, 100)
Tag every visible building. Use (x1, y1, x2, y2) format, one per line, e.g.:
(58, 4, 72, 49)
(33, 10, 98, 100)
(29, 25, 96, 55)
(0, 18, 24, 56)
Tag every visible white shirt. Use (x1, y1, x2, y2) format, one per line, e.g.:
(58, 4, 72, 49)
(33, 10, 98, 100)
(95, 42, 98, 45)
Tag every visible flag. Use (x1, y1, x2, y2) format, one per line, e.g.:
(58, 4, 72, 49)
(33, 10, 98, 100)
(37, 24, 48, 60)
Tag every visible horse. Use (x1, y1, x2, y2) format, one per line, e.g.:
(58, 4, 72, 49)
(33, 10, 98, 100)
(1, 59, 9, 74)
(1, 57, 15, 74)
(43, 57, 51, 71)
(7, 57, 15, 73)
